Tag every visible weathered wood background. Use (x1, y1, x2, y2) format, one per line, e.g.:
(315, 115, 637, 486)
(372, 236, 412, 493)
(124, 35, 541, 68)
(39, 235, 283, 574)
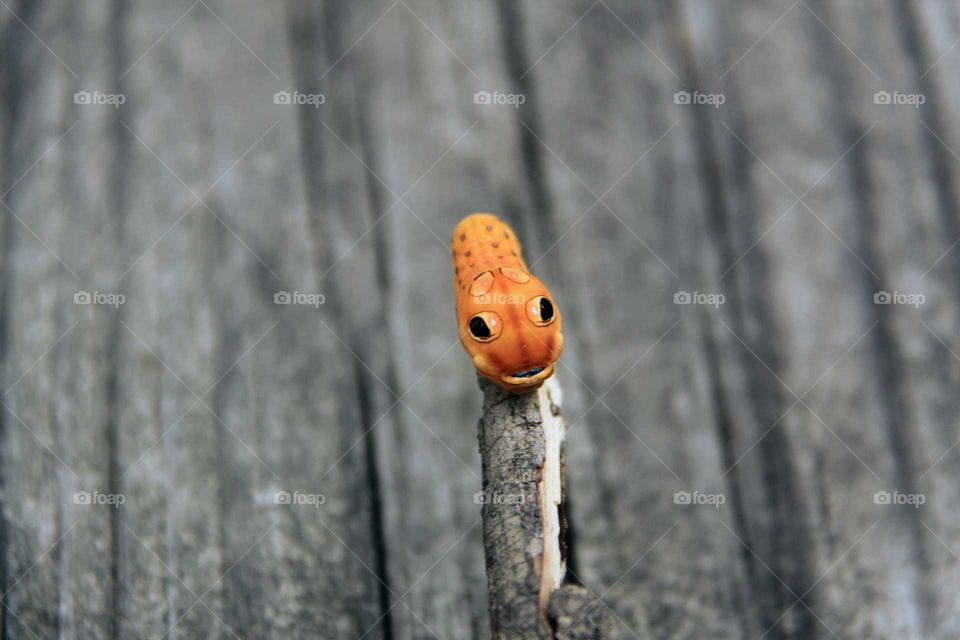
(2, 0, 960, 638)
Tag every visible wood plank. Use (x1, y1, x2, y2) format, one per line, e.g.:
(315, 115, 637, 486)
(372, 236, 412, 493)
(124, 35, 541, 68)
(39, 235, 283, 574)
(3, 0, 960, 637)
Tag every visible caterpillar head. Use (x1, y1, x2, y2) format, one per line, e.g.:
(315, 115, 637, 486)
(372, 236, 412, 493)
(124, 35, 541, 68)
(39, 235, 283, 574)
(459, 266, 564, 392)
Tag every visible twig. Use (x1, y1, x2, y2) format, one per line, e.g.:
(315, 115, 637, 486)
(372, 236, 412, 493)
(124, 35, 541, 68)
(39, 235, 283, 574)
(477, 375, 616, 639)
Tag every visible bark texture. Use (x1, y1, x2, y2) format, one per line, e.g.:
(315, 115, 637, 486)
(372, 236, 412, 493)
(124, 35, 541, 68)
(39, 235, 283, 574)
(477, 376, 613, 639)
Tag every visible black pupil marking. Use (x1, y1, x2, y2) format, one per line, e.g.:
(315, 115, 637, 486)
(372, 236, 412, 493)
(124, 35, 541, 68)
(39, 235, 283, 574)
(470, 316, 491, 338)
(539, 297, 554, 321)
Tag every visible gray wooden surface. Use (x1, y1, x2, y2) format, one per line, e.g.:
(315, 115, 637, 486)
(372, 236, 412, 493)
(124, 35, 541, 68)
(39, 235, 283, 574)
(2, 1, 960, 638)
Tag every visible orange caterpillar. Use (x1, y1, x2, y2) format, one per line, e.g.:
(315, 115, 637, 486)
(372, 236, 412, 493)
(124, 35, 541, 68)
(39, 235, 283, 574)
(452, 213, 563, 392)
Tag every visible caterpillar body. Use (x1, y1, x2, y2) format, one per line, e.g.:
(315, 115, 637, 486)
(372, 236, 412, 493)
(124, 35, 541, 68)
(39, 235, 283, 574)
(452, 213, 564, 392)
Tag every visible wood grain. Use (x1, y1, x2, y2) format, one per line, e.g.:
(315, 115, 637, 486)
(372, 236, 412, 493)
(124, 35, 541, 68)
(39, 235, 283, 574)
(2, 0, 959, 638)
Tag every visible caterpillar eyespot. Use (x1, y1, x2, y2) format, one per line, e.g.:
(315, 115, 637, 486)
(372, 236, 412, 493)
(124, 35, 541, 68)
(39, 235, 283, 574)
(451, 213, 564, 393)
(470, 271, 495, 297)
(500, 267, 529, 284)
(527, 296, 556, 326)
(468, 312, 501, 342)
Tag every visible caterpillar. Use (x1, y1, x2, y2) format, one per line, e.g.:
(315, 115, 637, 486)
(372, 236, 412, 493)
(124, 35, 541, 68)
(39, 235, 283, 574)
(452, 213, 564, 392)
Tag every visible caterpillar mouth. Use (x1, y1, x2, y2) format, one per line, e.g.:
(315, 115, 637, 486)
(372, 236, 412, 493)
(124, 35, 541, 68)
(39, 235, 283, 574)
(500, 364, 553, 387)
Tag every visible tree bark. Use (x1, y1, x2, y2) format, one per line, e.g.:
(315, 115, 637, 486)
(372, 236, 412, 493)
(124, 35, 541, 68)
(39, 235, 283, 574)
(477, 376, 615, 639)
